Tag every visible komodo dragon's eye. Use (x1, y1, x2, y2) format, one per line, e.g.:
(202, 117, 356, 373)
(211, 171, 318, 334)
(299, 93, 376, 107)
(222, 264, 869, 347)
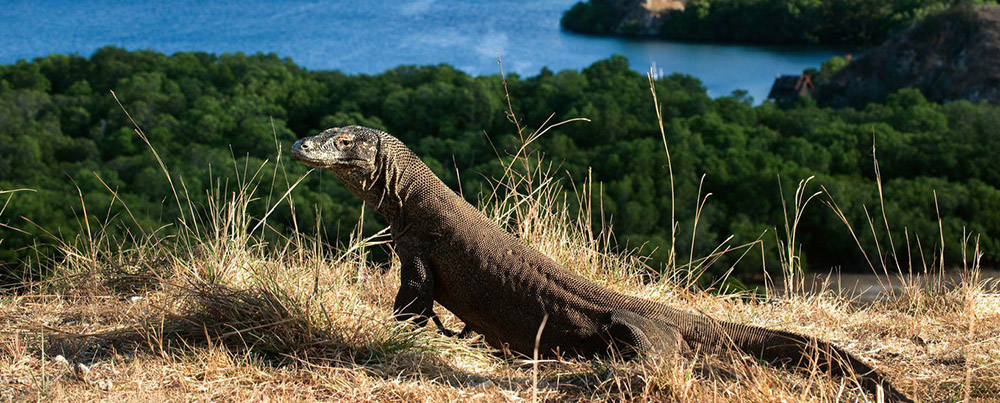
(334, 135, 354, 150)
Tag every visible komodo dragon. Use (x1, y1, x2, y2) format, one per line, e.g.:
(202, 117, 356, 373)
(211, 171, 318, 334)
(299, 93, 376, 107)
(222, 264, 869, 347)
(291, 125, 912, 402)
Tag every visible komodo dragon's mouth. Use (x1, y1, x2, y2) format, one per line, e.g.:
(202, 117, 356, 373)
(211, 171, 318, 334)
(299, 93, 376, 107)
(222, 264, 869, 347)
(289, 151, 323, 167)
(292, 155, 367, 168)
(290, 149, 368, 168)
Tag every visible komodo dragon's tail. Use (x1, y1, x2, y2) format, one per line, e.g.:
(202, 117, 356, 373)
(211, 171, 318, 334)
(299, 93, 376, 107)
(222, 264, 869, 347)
(653, 308, 913, 402)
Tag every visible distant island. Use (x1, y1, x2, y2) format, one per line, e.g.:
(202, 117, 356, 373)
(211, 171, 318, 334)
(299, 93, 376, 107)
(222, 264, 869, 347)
(817, 5, 1000, 107)
(764, 5, 1000, 107)
(561, 0, 998, 45)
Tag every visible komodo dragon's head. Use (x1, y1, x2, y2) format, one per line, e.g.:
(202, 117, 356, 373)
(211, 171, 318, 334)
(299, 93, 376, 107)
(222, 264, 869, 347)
(292, 125, 418, 218)
(291, 125, 381, 173)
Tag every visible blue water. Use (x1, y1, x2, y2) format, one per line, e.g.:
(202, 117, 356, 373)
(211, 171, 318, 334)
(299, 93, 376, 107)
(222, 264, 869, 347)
(0, 0, 847, 102)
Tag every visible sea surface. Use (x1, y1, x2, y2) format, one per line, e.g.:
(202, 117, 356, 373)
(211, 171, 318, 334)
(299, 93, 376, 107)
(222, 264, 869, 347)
(0, 0, 848, 102)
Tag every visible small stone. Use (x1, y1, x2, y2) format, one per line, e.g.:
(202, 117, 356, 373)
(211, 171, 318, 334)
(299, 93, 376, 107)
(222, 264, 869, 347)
(75, 363, 90, 379)
(96, 379, 112, 391)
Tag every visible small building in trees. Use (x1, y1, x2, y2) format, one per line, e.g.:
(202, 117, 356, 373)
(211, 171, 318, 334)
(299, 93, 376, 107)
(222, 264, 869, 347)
(767, 74, 814, 103)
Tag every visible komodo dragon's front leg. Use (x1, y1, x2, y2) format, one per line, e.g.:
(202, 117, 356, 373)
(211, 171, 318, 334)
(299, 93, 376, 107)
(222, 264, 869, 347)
(392, 252, 438, 327)
(392, 251, 465, 337)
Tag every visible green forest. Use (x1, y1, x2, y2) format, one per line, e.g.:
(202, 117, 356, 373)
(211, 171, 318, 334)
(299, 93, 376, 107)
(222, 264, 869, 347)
(563, 0, 997, 44)
(1, 48, 999, 286)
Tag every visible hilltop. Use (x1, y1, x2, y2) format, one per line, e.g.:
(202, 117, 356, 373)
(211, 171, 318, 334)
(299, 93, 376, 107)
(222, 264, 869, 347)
(818, 6, 1000, 107)
(1, 149, 998, 401)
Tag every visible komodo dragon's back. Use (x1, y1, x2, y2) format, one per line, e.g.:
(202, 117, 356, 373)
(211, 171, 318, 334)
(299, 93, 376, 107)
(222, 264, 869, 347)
(291, 125, 913, 402)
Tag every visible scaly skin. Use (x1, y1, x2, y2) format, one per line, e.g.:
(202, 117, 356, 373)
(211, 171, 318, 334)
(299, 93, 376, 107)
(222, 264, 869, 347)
(292, 126, 912, 402)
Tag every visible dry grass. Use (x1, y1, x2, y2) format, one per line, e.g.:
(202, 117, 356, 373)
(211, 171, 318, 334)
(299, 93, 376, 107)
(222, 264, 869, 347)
(2, 80, 999, 403)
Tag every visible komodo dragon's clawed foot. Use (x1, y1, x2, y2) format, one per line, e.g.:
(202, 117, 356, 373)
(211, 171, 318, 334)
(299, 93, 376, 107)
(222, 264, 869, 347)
(431, 316, 458, 337)
(430, 317, 477, 339)
(456, 326, 476, 339)
(603, 310, 688, 359)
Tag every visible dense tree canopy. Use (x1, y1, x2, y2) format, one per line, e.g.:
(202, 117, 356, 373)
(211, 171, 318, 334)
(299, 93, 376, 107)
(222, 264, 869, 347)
(1, 49, 998, 286)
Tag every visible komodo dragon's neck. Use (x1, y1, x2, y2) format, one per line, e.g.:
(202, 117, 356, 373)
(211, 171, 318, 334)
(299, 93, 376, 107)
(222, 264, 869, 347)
(332, 134, 469, 225)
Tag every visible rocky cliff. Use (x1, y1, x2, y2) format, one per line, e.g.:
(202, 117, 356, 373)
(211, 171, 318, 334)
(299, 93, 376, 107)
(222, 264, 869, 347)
(622, 0, 686, 34)
(562, 0, 686, 36)
(818, 6, 1000, 107)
